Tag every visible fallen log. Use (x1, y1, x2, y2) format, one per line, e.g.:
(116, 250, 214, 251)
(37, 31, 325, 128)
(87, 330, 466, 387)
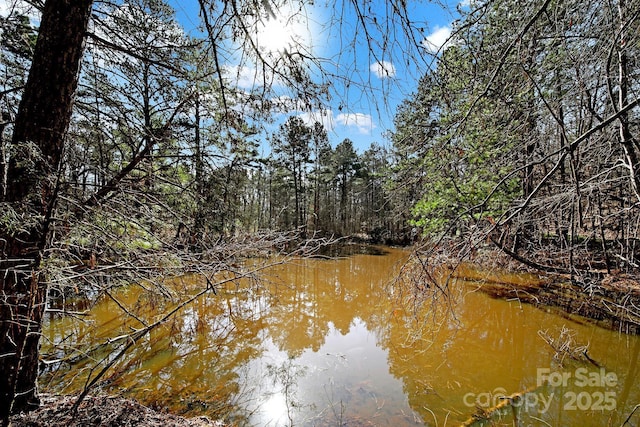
(460, 385, 542, 427)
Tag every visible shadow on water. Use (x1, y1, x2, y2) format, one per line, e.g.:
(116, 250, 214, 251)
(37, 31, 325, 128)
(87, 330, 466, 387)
(311, 243, 390, 258)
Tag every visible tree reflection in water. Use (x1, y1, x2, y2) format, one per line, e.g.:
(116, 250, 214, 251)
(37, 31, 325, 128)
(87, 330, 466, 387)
(42, 246, 640, 426)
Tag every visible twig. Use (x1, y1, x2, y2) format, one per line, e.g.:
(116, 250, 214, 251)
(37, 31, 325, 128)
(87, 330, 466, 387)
(70, 261, 280, 412)
(621, 403, 640, 426)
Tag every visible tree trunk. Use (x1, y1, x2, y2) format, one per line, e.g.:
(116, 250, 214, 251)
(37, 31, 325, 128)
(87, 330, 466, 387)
(0, 0, 93, 423)
(617, 0, 640, 202)
(193, 94, 205, 235)
(293, 159, 300, 228)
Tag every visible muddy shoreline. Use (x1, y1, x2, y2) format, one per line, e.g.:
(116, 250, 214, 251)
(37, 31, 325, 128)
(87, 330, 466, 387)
(9, 394, 225, 427)
(456, 262, 640, 334)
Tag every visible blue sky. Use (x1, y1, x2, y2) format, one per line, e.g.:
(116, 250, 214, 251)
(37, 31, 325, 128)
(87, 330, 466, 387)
(169, 0, 466, 153)
(0, 0, 466, 153)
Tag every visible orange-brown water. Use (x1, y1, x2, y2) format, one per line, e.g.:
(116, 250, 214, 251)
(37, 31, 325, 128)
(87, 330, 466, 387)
(42, 246, 640, 426)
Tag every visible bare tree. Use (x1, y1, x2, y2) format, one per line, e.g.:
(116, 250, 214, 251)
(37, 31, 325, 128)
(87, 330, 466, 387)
(0, 0, 430, 423)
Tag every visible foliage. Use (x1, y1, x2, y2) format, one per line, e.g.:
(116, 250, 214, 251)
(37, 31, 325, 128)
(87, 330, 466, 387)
(391, 0, 640, 276)
(0, 0, 438, 421)
(391, 40, 524, 236)
(14, 0, 640, 420)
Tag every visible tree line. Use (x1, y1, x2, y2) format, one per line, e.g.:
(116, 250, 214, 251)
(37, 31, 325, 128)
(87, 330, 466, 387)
(391, 0, 640, 280)
(2, 0, 640, 423)
(2, 1, 409, 249)
(0, 0, 424, 421)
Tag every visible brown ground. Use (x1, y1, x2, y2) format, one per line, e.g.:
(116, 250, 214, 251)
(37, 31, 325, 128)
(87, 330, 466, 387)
(465, 269, 640, 334)
(9, 394, 225, 427)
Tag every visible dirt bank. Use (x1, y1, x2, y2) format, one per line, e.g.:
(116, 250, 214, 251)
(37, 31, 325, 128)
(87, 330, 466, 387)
(459, 267, 640, 334)
(9, 394, 225, 427)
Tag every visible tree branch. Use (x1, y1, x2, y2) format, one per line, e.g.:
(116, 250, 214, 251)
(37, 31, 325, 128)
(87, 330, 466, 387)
(82, 93, 194, 208)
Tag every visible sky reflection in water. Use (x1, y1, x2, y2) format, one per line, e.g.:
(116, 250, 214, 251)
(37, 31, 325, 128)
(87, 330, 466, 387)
(43, 246, 640, 426)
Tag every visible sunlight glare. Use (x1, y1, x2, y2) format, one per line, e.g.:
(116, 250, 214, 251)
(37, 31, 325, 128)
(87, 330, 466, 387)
(262, 392, 290, 425)
(253, 4, 318, 54)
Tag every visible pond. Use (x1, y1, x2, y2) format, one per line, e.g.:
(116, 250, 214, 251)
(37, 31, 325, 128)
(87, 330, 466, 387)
(42, 246, 640, 426)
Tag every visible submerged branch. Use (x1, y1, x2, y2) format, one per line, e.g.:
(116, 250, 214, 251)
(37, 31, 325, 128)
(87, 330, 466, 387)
(622, 404, 640, 426)
(538, 326, 599, 367)
(460, 385, 542, 427)
(69, 258, 288, 413)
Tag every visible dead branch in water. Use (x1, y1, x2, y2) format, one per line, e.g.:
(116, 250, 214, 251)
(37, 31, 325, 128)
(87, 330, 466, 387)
(69, 257, 292, 413)
(538, 326, 600, 367)
(460, 385, 541, 427)
(621, 403, 640, 426)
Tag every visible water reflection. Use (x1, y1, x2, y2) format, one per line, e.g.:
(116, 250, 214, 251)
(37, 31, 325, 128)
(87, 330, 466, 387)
(42, 247, 640, 426)
(240, 319, 413, 426)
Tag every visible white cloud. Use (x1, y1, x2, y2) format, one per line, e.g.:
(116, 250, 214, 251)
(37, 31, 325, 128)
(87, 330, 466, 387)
(370, 61, 396, 79)
(336, 113, 375, 134)
(0, 0, 11, 17)
(223, 64, 285, 90)
(225, 58, 301, 90)
(225, 65, 262, 90)
(293, 110, 376, 135)
(299, 109, 335, 131)
(422, 25, 452, 53)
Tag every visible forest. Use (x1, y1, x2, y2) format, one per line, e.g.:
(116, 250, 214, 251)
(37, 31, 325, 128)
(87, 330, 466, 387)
(1, 0, 640, 425)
